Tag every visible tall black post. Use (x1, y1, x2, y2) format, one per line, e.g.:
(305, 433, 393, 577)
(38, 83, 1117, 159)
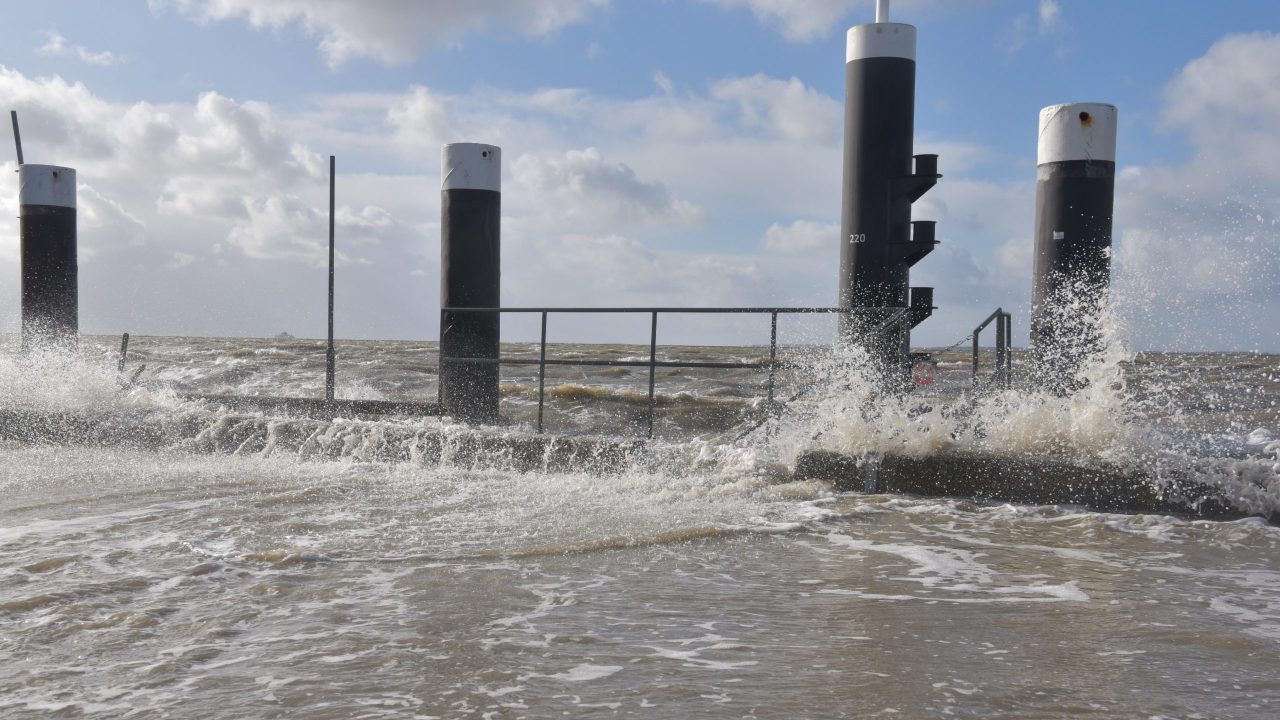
(838, 11, 938, 382)
(1030, 103, 1116, 391)
(19, 163, 78, 351)
(439, 143, 501, 424)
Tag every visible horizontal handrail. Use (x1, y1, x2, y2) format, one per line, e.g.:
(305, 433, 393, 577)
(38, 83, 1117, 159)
(440, 357, 791, 370)
(440, 304, 914, 438)
(442, 306, 891, 314)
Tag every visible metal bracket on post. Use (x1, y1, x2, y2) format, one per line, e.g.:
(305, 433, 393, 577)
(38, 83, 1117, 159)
(908, 287, 934, 329)
(893, 220, 937, 267)
(893, 154, 941, 203)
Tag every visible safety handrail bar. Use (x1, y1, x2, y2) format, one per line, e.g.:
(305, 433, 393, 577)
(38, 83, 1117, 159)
(971, 308, 1013, 387)
(444, 306, 879, 314)
(440, 305, 905, 438)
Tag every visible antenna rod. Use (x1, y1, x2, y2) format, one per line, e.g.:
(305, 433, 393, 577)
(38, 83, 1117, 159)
(876, 0, 890, 23)
(325, 155, 336, 403)
(11, 110, 23, 165)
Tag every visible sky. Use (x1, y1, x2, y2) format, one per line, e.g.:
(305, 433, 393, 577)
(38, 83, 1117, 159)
(0, 0, 1277, 350)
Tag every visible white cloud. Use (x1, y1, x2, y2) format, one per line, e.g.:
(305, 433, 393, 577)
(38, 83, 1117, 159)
(1160, 32, 1280, 176)
(37, 31, 123, 66)
(761, 220, 837, 254)
(151, 0, 610, 67)
(711, 75, 841, 144)
(78, 183, 147, 254)
(1001, 15, 1031, 55)
(2, 27, 1275, 349)
(512, 147, 703, 230)
(653, 71, 675, 96)
(1001, 0, 1064, 55)
(1038, 1, 1061, 34)
(700, 0, 960, 42)
(1109, 33, 1280, 350)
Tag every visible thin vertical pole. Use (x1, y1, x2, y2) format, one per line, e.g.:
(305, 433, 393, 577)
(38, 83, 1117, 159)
(767, 312, 778, 407)
(118, 333, 129, 373)
(971, 330, 980, 384)
(996, 311, 1006, 385)
(10, 111, 23, 165)
(537, 311, 548, 433)
(647, 311, 658, 439)
(1004, 313, 1013, 384)
(325, 155, 336, 403)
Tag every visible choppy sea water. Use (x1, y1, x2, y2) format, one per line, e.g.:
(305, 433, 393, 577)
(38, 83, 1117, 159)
(2, 335, 1278, 718)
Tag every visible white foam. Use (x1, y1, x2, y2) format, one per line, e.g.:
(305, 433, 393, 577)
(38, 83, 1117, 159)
(821, 532, 1092, 602)
(540, 664, 622, 683)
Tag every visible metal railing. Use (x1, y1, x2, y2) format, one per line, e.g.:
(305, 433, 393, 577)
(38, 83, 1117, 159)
(441, 306, 908, 438)
(972, 308, 1013, 387)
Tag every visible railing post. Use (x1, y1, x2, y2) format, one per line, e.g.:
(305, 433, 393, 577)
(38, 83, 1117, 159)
(1006, 313, 1014, 381)
(971, 330, 980, 384)
(325, 155, 336, 404)
(767, 311, 778, 408)
(537, 311, 548, 433)
(1002, 312, 1013, 385)
(647, 311, 658, 439)
(995, 310, 1006, 384)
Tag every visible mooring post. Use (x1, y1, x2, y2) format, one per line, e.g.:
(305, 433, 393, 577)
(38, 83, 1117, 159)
(837, 0, 938, 383)
(438, 143, 501, 424)
(19, 163, 78, 351)
(1029, 103, 1117, 391)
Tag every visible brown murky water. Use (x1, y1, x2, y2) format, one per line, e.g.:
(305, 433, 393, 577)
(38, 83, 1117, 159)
(1, 336, 1277, 718)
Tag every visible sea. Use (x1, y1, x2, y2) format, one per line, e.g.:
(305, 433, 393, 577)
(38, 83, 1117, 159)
(1, 332, 1278, 719)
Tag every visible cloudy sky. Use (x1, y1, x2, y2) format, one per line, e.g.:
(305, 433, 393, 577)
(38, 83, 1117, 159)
(1, 0, 1277, 350)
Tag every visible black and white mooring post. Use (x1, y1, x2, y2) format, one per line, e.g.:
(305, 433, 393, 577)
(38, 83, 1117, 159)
(1029, 103, 1117, 390)
(837, 0, 939, 383)
(19, 162, 79, 350)
(439, 143, 501, 424)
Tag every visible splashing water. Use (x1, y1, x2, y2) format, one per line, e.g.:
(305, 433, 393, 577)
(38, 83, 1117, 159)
(1, 328, 1279, 719)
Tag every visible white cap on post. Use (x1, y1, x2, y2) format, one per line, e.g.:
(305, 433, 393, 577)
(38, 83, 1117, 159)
(847, 23, 916, 62)
(1037, 103, 1117, 165)
(18, 164, 76, 208)
(442, 143, 501, 192)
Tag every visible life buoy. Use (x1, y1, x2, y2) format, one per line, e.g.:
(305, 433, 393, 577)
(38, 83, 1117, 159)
(912, 360, 937, 386)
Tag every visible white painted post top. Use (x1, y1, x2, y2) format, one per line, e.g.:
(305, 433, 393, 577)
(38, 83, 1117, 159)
(847, 22, 916, 62)
(1038, 103, 1117, 165)
(18, 164, 76, 208)
(442, 143, 501, 192)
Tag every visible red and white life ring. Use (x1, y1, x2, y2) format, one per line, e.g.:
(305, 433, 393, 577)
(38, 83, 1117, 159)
(912, 360, 937, 386)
